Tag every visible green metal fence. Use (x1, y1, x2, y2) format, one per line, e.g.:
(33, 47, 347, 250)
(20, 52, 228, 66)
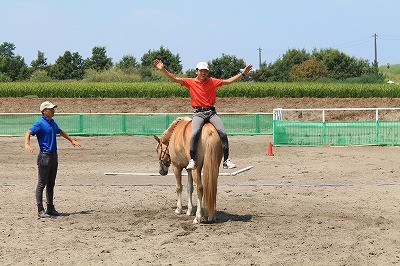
(273, 108, 400, 146)
(273, 120, 400, 146)
(0, 113, 273, 136)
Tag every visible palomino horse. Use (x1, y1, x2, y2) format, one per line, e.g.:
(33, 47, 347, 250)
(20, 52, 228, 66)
(154, 117, 223, 224)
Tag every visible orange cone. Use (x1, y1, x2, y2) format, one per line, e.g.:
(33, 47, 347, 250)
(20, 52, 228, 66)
(267, 142, 274, 156)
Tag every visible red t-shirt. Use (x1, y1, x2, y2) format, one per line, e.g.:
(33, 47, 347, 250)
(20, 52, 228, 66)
(181, 77, 223, 108)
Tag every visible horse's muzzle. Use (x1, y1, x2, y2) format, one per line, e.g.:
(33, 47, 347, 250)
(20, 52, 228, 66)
(159, 169, 168, 175)
(159, 162, 169, 176)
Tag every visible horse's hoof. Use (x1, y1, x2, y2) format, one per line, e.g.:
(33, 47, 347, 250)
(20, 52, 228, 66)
(186, 210, 193, 216)
(193, 218, 199, 224)
(175, 208, 182, 214)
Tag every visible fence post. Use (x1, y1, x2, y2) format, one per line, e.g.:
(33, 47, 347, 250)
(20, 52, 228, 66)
(165, 114, 171, 129)
(255, 113, 260, 134)
(78, 114, 84, 134)
(121, 114, 127, 134)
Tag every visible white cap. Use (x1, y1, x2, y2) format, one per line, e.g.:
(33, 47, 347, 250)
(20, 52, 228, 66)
(196, 62, 209, 70)
(40, 101, 57, 112)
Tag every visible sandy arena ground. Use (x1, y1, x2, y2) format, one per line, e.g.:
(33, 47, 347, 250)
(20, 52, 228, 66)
(1, 98, 400, 265)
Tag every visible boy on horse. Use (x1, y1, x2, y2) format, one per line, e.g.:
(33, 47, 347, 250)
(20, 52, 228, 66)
(154, 59, 252, 170)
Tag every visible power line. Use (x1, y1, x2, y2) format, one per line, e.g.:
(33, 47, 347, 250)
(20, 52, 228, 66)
(332, 36, 373, 49)
(379, 35, 400, 41)
(380, 34, 400, 38)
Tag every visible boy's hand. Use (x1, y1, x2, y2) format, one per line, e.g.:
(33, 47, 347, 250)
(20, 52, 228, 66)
(153, 59, 164, 70)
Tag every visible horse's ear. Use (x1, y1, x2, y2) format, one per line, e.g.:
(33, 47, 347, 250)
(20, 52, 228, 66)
(153, 135, 160, 143)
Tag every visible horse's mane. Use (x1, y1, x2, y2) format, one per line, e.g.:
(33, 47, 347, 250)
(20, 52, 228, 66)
(161, 116, 191, 142)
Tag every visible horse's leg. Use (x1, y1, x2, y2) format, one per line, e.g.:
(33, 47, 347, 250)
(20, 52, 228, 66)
(173, 166, 183, 214)
(186, 170, 194, 216)
(193, 168, 203, 224)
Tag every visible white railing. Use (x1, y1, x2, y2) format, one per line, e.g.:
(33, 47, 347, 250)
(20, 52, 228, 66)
(273, 107, 400, 122)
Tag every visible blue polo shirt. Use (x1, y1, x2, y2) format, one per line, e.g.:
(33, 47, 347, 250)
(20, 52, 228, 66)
(29, 116, 61, 152)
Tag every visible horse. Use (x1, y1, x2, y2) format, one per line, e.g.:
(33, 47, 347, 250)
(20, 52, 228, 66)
(153, 117, 223, 224)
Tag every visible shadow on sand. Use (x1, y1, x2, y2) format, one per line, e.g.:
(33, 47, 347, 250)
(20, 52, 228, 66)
(214, 210, 252, 223)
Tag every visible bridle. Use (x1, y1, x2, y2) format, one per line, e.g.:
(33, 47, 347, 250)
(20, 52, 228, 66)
(156, 117, 186, 168)
(158, 141, 171, 167)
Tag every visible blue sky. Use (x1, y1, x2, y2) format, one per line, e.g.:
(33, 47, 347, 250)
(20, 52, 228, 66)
(1, 0, 399, 70)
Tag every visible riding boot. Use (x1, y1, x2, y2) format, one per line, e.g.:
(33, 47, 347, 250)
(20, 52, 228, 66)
(190, 150, 196, 161)
(38, 203, 50, 218)
(46, 204, 60, 216)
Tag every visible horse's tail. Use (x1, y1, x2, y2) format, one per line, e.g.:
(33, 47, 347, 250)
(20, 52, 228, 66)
(201, 125, 223, 218)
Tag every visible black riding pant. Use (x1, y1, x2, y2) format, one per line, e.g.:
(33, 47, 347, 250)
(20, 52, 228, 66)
(36, 152, 58, 207)
(190, 108, 229, 162)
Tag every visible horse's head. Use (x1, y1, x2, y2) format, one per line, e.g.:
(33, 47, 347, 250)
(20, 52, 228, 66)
(153, 135, 171, 175)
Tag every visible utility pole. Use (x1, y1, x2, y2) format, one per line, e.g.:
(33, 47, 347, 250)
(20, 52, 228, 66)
(373, 33, 378, 65)
(257, 47, 262, 68)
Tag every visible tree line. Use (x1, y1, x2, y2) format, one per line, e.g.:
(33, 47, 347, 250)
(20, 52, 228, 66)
(0, 42, 384, 83)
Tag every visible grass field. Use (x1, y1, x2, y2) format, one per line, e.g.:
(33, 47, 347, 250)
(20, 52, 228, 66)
(380, 63, 400, 83)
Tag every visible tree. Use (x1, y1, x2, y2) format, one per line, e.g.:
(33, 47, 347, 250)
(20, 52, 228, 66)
(0, 42, 15, 57)
(184, 69, 196, 78)
(31, 51, 48, 70)
(208, 54, 246, 79)
(289, 58, 328, 81)
(49, 51, 85, 80)
(312, 48, 374, 80)
(249, 62, 274, 82)
(140, 46, 182, 73)
(85, 46, 113, 72)
(115, 55, 137, 73)
(270, 48, 310, 81)
(0, 42, 29, 81)
(0, 56, 29, 81)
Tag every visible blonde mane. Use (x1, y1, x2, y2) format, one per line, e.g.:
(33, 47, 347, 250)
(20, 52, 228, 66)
(161, 116, 191, 142)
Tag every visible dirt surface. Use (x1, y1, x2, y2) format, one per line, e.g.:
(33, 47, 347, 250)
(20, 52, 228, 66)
(2, 97, 400, 265)
(2, 97, 400, 113)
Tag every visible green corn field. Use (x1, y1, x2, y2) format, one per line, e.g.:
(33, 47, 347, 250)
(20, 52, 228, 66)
(0, 82, 399, 98)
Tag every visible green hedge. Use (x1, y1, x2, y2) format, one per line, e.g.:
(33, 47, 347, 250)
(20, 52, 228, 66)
(0, 82, 399, 98)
